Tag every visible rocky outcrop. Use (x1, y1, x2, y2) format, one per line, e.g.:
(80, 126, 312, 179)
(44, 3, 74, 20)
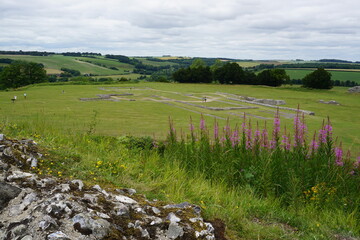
(348, 86, 360, 93)
(0, 134, 219, 240)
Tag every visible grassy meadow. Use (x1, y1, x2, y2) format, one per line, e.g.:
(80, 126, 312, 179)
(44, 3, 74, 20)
(1, 83, 360, 239)
(1, 82, 358, 153)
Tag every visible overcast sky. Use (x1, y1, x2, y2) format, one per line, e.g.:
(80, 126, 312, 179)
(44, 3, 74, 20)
(1, 0, 359, 60)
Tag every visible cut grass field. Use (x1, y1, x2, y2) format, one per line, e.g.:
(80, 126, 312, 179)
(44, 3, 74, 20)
(1, 82, 360, 239)
(1, 82, 359, 153)
(236, 61, 285, 68)
(286, 69, 360, 83)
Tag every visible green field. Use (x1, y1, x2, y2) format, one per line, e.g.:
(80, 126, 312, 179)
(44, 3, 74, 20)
(0, 54, 132, 75)
(1, 82, 359, 153)
(286, 69, 360, 83)
(135, 58, 179, 67)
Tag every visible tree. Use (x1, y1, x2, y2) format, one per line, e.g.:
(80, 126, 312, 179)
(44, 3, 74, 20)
(302, 68, 333, 89)
(190, 58, 206, 69)
(210, 59, 224, 73)
(172, 68, 192, 83)
(0, 61, 47, 89)
(214, 62, 244, 84)
(257, 69, 289, 87)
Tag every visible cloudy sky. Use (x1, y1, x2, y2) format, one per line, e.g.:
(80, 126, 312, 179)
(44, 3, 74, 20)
(1, 0, 359, 60)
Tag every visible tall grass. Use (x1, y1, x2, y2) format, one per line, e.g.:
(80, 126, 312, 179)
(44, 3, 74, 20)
(164, 111, 360, 213)
(1, 111, 360, 238)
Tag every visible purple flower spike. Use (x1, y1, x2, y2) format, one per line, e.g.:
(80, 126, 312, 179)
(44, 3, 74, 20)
(335, 147, 343, 166)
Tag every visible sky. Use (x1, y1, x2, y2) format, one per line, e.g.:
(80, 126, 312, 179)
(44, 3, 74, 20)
(1, 0, 359, 61)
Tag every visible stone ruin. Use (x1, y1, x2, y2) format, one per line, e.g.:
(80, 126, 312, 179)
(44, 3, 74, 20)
(243, 97, 286, 106)
(319, 100, 340, 105)
(0, 134, 224, 240)
(348, 86, 360, 93)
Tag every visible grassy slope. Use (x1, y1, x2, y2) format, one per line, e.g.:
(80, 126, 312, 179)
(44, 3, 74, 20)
(0, 54, 132, 75)
(135, 58, 179, 67)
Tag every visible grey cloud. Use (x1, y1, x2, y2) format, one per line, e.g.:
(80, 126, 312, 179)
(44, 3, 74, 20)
(0, 0, 359, 60)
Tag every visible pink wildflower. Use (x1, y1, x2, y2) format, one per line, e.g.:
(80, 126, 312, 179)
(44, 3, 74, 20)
(231, 130, 239, 147)
(200, 117, 206, 131)
(335, 146, 343, 166)
(354, 156, 360, 168)
(245, 123, 252, 150)
(281, 134, 291, 151)
(214, 121, 219, 140)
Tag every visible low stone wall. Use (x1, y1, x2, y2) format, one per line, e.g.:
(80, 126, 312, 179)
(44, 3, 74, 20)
(0, 134, 221, 240)
(175, 101, 258, 111)
(79, 94, 133, 102)
(226, 98, 315, 115)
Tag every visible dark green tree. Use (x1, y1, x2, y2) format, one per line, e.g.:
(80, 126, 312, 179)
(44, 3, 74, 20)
(172, 68, 192, 83)
(302, 68, 333, 89)
(257, 69, 289, 87)
(0, 61, 47, 89)
(214, 62, 244, 84)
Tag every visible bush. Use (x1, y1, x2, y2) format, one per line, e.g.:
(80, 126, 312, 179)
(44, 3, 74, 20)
(117, 136, 154, 150)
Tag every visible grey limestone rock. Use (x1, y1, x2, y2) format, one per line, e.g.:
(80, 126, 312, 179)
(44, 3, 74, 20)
(0, 134, 218, 240)
(0, 182, 21, 210)
(47, 231, 71, 240)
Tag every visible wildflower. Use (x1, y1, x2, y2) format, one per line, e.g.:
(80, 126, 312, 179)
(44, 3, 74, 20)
(199, 116, 206, 131)
(224, 118, 231, 138)
(281, 134, 291, 151)
(261, 122, 269, 148)
(253, 122, 261, 147)
(310, 132, 319, 153)
(231, 130, 239, 147)
(189, 116, 195, 132)
(273, 110, 281, 137)
(334, 146, 343, 166)
(354, 156, 360, 168)
(214, 121, 219, 140)
(245, 122, 252, 150)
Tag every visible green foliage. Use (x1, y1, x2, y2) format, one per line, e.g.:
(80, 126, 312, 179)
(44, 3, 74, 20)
(117, 135, 154, 150)
(257, 69, 289, 87)
(172, 66, 212, 83)
(214, 62, 245, 84)
(302, 68, 333, 89)
(0, 60, 47, 89)
(60, 67, 81, 77)
(190, 58, 206, 69)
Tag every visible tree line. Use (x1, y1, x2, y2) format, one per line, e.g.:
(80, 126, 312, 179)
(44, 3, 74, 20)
(172, 59, 340, 89)
(172, 59, 289, 87)
(0, 61, 47, 89)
